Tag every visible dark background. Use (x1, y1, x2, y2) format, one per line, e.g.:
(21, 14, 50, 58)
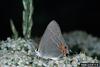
(0, 0, 99, 40)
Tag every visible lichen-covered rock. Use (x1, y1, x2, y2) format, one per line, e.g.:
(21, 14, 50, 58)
(0, 36, 99, 67)
(63, 31, 100, 57)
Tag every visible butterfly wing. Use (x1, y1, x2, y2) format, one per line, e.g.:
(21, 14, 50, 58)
(38, 20, 68, 59)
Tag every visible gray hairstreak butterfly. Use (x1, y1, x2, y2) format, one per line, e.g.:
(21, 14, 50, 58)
(36, 20, 69, 60)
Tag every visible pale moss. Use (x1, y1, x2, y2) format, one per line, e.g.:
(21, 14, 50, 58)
(63, 31, 100, 56)
(0, 37, 99, 67)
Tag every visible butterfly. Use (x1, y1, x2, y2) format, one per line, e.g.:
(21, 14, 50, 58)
(36, 20, 69, 60)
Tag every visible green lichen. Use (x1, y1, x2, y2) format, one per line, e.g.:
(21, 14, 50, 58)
(22, 0, 33, 39)
(10, 0, 34, 39)
(10, 20, 18, 39)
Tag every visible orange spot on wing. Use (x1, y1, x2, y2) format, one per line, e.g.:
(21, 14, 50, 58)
(57, 42, 68, 56)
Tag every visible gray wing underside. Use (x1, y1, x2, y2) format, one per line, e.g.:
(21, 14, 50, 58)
(38, 20, 67, 58)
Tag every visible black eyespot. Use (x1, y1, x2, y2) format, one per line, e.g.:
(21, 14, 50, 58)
(65, 46, 67, 48)
(66, 53, 69, 56)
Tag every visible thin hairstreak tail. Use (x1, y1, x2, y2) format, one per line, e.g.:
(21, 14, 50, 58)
(36, 20, 69, 60)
